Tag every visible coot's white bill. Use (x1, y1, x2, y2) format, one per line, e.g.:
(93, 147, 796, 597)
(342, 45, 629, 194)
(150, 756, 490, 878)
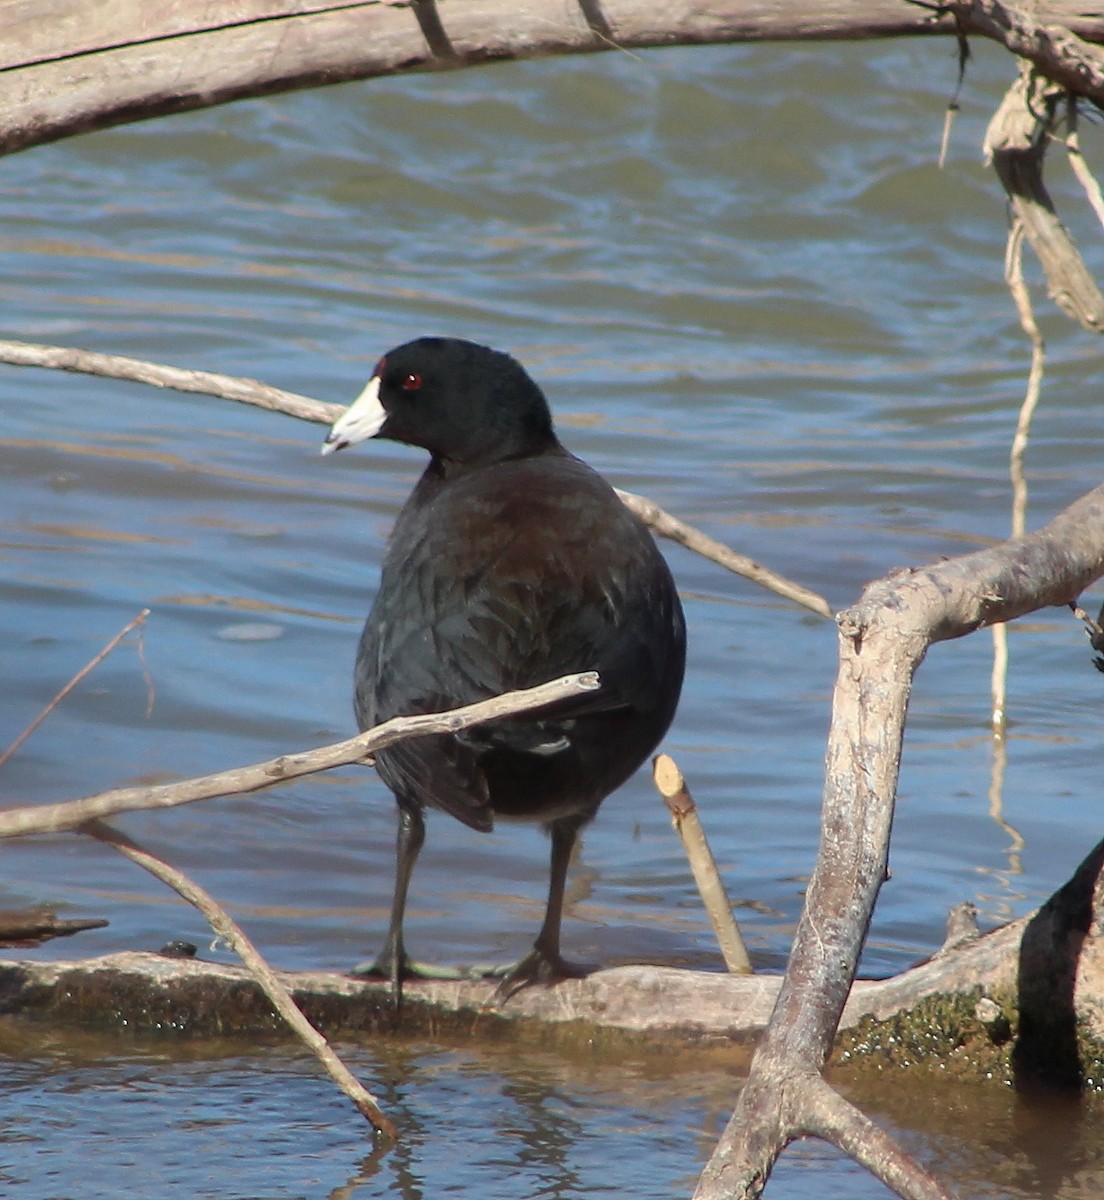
(321, 374, 385, 455)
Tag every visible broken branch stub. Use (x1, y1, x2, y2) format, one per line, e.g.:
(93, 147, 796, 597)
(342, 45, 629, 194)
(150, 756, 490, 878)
(984, 64, 1104, 332)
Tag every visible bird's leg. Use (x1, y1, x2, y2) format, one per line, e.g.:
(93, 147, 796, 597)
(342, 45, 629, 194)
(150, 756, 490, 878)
(491, 816, 593, 1002)
(353, 803, 422, 1006)
(353, 803, 470, 1006)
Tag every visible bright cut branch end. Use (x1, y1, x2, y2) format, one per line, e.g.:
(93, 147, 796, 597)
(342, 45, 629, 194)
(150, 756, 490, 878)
(653, 753, 752, 976)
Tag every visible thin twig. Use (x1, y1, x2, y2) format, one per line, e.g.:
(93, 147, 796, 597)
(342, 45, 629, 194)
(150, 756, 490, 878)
(0, 672, 599, 839)
(1064, 95, 1104, 232)
(1004, 220, 1045, 541)
(82, 819, 397, 1139)
(0, 609, 151, 771)
(937, 18, 969, 171)
(616, 489, 833, 619)
(653, 753, 752, 975)
(990, 216, 1045, 734)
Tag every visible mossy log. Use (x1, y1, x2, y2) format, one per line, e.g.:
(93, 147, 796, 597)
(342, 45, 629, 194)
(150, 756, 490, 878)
(4, 837, 1104, 1085)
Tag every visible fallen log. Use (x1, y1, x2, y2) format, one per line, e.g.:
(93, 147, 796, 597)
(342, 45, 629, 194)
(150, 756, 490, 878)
(4, 836, 1103, 1089)
(5, 1, 1104, 158)
(0, 923, 1042, 1053)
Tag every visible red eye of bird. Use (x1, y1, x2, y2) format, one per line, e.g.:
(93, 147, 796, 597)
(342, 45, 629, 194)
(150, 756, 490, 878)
(401, 372, 422, 392)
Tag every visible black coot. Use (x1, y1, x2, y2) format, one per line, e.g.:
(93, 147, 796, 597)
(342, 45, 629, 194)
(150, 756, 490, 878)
(322, 337, 686, 1005)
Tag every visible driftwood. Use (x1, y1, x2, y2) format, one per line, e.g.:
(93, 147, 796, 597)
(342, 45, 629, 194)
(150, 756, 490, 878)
(692, 483, 1104, 1200)
(0, 907, 1052, 1044)
(2, 1, 1104, 158)
(2, 826, 1101, 1081)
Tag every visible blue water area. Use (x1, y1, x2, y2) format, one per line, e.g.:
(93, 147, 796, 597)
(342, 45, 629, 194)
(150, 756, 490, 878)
(2, 31, 1103, 1199)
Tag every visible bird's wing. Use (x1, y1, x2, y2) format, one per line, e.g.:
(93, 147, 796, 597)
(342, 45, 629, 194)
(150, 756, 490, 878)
(356, 457, 683, 828)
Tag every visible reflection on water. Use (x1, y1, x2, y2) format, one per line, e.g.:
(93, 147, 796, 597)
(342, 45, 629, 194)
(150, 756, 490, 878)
(2, 32, 1104, 1200)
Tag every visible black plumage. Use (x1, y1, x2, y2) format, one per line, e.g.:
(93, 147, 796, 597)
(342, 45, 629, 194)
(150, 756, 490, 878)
(322, 337, 686, 1004)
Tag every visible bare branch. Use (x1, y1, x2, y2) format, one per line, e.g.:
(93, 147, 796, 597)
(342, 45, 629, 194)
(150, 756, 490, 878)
(984, 65, 1104, 332)
(804, 1079, 957, 1200)
(0, 672, 599, 839)
(0, 337, 831, 616)
(0, 908, 108, 947)
(653, 753, 752, 975)
(616, 489, 833, 619)
(0, 1, 975, 158)
(0, 339, 338, 425)
(952, 0, 1104, 105)
(1065, 94, 1104, 231)
(693, 481, 1104, 1198)
(83, 819, 397, 1138)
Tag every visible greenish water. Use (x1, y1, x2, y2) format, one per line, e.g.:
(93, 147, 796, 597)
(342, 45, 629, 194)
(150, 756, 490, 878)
(2, 33, 1104, 1199)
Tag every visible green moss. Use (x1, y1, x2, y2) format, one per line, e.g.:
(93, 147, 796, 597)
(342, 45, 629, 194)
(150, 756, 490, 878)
(834, 988, 1019, 1083)
(835, 986, 1104, 1092)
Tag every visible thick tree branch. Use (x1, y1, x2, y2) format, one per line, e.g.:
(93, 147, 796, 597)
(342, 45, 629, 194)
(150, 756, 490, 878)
(693, 481, 1104, 1199)
(7, 1, 1104, 158)
(952, 0, 1104, 105)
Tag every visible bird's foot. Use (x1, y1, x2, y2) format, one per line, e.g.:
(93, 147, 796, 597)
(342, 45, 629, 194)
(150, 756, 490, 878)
(485, 947, 592, 1004)
(350, 955, 469, 983)
(350, 949, 473, 1012)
